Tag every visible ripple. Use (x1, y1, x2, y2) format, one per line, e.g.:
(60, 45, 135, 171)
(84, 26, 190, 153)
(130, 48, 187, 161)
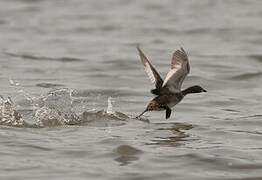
(36, 83, 64, 88)
(240, 114, 262, 119)
(19, 144, 52, 151)
(184, 28, 210, 34)
(222, 109, 241, 113)
(0, 19, 6, 24)
(105, 59, 137, 70)
(230, 130, 262, 136)
(249, 55, 262, 62)
(231, 72, 262, 80)
(3, 51, 84, 62)
(73, 89, 136, 97)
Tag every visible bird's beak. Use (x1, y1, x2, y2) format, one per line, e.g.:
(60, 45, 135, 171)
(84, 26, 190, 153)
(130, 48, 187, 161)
(202, 89, 207, 92)
(136, 109, 147, 118)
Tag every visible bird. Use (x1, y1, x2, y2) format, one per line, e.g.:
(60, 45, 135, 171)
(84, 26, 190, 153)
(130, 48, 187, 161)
(136, 47, 206, 119)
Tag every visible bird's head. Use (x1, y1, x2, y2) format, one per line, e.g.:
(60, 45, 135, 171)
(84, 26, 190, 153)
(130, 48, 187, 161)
(183, 85, 207, 95)
(191, 85, 207, 93)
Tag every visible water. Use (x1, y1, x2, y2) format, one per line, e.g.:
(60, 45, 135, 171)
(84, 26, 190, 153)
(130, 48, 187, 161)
(1, 0, 262, 179)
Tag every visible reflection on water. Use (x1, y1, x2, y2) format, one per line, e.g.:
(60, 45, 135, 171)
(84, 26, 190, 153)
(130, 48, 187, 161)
(114, 145, 143, 166)
(148, 123, 193, 147)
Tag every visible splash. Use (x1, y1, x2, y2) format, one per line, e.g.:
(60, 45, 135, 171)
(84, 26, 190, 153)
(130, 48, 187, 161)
(35, 88, 81, 127)
(106, 96, 114, 115)
(41, 88, 74, 115)
(34, 106, 65, 126)
(9, 77, 39, 111)
(7, 79, 81, 127)
(1, 79, 137, 128)
(0, 96, 25, 126)
(102, 97, 130, 121)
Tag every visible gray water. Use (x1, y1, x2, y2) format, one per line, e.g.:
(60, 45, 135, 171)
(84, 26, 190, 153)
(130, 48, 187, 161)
(1, 0, 262, 179)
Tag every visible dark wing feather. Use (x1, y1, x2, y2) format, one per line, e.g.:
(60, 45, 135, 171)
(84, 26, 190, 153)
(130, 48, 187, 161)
(162, 48, 190, 92)
(137, 47, 163, 89)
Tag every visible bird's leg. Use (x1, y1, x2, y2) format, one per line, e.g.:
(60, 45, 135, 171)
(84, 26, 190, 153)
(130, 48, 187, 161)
(136, 109, 147, 118)
(165, 106, 172, 119)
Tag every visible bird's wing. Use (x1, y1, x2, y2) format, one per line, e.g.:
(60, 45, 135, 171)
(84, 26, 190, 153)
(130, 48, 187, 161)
(162, 48, 190, 91)
(137, 47, 163, 89)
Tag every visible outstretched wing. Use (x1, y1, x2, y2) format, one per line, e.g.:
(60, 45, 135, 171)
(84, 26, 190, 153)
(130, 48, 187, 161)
(162, 48, 190, 91)
(137, 47, 163, 89)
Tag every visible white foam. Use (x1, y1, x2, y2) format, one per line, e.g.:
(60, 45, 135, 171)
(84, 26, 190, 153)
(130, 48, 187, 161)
(106, 96, 114, 115)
